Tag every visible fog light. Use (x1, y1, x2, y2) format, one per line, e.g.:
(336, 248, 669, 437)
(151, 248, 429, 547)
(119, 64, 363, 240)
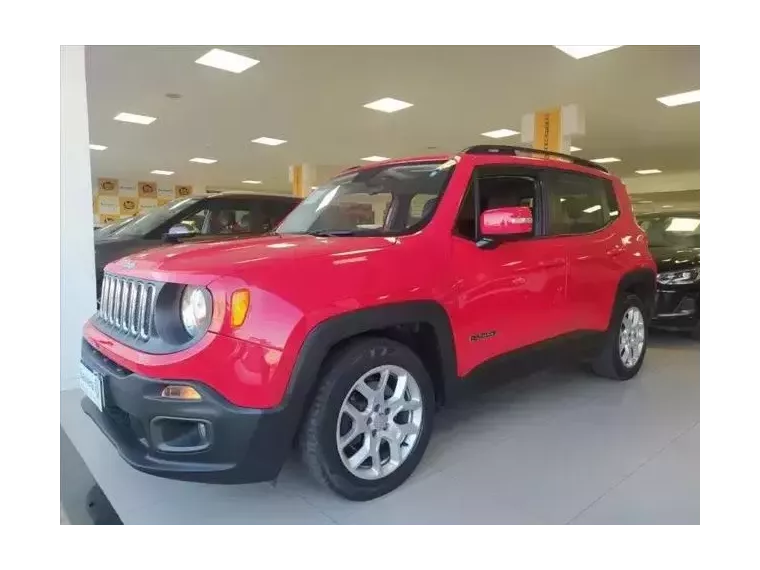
(161, 385, 202, 400)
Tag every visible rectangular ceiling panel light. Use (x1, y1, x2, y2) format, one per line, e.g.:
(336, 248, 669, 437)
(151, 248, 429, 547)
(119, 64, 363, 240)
(151, 170, 174, 175)
(481, 129, 520, 139)
(657, 89, 700, 107)
(635, 169, 662, 175)
(114, 112, 156, 125)
(590, 157, 621, 164)
(251, 137, 287, 146)
(361, 156, 389, 162)
(363, 98, 413, 113)
(569, 146, 582, 152)
(195, 49, 259, 73)
(554, 46, 622, 59)
(242, 180, 262, 184)
(89, 144, 108, 151)
(189, 157, 217, 164)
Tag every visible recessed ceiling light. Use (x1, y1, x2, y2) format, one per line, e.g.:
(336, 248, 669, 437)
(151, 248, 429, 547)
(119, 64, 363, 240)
(251, 137, 287, 146)
(636, 200, 654, 204)
(554, 46, 622, 59)
(151, 170, 174, 176)
(114, 112, 156, 125)
(363, 98, 414, 113)
(661, 205, 674, 209)
(635, 169, 662, 175)
(657, 89, 700, 107)
(569, 146, 582, 152)
(189, 157, 217, 164)
(195, 48, 259, 74)
(242, 180, 262, 184)
(361, 156, 389, 162)
(590, 157, 621, 164)
(481, 128, 520, 139)
(89, 144, 108, 151)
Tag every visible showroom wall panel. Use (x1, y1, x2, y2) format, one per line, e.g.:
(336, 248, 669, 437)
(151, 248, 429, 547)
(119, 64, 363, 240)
(92, 178, 204, 225)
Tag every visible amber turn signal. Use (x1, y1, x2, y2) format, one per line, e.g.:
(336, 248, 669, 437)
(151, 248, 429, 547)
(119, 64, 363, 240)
(231, 289, 250, 327)
(160, 385, 202, 400)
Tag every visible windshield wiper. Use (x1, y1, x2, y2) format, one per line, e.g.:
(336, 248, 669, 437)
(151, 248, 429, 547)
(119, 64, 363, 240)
(307, 230, 361, 237)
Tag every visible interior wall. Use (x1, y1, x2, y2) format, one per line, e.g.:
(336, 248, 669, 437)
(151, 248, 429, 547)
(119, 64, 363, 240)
(622, 170, 699, 194)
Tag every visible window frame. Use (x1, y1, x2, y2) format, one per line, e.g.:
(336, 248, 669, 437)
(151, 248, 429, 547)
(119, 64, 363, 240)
(540, 169, 619, 238)
(452, 165, 547, 244)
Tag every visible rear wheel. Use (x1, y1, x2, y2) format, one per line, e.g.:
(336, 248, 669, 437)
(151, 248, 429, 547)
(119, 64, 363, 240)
(592, 294, 648, 380)
(300, 337, 435, 501)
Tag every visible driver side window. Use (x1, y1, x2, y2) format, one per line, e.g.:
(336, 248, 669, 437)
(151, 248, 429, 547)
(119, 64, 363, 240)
(454, 170, 539, 241)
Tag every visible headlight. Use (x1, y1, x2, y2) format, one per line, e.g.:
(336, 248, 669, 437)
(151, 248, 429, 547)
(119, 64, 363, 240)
(180, 286, 212, 336)
(657, 267, 700, 285)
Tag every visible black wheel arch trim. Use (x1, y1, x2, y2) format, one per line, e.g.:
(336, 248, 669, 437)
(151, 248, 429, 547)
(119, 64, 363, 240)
(614, 268, 657, 322)
(268, 301, 458, 472)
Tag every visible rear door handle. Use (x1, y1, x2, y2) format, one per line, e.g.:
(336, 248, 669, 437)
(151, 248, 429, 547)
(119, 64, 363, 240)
(539, 259, 565, 268)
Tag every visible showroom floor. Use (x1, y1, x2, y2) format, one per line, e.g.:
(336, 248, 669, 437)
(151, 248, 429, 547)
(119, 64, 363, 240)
(60, 333, 699, 524)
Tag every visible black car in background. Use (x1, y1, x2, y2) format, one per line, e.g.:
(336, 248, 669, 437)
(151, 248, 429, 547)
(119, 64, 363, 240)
(94, 192, 300, 293)
(637, 211, 700, 339)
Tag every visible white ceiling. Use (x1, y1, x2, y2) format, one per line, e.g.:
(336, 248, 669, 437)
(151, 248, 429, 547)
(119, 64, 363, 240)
(85, 45, 700, 193)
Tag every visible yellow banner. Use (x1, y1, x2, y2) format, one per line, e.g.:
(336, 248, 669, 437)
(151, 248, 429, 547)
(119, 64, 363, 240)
(533, 108, 561, 153)
(291, 165, 304, 198)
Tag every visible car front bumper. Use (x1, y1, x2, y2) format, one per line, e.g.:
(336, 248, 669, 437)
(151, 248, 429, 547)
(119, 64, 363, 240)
(80, 339, 295, 483)
(651, 285, 699, 331)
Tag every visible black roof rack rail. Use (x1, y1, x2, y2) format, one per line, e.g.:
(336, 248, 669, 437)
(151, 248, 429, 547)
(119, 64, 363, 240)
(460, 145, 608, 173)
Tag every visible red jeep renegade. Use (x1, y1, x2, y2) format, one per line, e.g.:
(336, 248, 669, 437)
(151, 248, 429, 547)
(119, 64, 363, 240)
(81, 146, 656, 501)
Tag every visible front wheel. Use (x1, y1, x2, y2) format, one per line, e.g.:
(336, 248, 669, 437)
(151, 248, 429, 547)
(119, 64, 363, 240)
(592, 294, 648, 380)
(300, 337, 435, 501)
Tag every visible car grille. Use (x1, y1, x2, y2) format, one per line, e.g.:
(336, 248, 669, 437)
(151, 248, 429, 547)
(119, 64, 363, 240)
(98, 274, 156, 341)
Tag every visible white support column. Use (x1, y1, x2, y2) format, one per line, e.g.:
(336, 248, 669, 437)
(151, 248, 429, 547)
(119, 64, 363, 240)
(60, 46, 96, 390)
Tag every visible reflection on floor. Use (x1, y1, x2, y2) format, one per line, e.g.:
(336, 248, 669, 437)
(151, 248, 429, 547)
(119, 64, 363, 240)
(60, 428, 122, 525)
(60, 332, 699, 524)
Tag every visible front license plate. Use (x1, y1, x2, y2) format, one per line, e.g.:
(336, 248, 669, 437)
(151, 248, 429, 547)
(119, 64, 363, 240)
(79, 363, 104, 412)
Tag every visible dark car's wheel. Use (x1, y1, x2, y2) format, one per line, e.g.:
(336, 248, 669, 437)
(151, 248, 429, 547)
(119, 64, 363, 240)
(300, 337, 435, 501)
(592, 293, 648, 381)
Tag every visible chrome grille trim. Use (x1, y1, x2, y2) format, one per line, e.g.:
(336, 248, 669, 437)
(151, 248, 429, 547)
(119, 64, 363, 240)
(97, 274, 157, 342)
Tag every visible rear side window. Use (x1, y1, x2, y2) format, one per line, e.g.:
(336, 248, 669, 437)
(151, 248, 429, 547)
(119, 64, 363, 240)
(545, 171, 618, 235)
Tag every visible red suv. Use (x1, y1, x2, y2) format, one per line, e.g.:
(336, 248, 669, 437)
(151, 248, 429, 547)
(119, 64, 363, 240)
(80, 146, 656, 501)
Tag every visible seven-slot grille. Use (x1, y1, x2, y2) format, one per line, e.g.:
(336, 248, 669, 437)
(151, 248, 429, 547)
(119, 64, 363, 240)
(98, 274, 156, 340)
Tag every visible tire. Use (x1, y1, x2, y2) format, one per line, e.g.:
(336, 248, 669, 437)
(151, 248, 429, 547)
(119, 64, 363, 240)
(592, 293, 648, 381)
(300, 336, 435, 501)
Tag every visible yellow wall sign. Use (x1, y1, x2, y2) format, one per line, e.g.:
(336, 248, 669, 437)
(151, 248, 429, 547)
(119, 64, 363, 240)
(533, 108, 561, 153)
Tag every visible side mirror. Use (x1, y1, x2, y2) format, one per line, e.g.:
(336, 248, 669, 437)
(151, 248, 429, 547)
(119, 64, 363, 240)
(479, 206, 533, 237)
(165, 223, 198, 239)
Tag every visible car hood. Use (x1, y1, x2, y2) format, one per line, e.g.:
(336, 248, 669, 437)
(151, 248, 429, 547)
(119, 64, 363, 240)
(649, 245, 700, 273)
(106, 234, 400, 285)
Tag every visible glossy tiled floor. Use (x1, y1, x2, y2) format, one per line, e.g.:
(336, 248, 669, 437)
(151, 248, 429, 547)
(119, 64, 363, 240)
(60, 333, 699, 524)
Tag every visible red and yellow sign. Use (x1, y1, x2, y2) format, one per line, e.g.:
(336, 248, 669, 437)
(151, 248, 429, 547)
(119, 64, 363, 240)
(533, 108, 561, 153)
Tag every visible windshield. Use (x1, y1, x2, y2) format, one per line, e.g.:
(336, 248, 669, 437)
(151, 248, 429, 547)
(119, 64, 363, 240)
(276, 159, 457, 236)
(95, 217, 133, 238)
(110, 197, 202, 238)
(639, 214, 700, 248)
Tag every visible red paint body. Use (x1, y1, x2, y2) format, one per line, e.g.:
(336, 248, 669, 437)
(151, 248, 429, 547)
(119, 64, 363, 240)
(84, 153, 655, 409)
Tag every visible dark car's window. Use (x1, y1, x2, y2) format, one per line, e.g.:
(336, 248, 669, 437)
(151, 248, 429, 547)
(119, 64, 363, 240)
(638, 214, 700, 248)
(110, 197, 202, 238)
(545, 171, 617, 235)
(95, 217, 133, 238)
